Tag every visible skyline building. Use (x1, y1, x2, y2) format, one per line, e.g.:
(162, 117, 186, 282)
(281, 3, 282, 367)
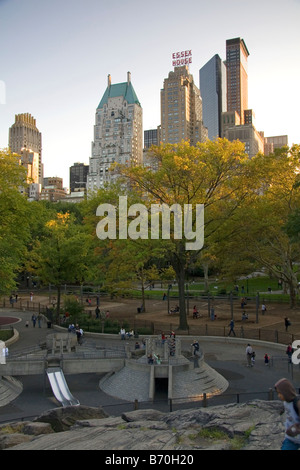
(199, 54, 227, 140)
(226, 37, 250, 125)
(40, 177, 67, 202)
(8, 113, 43, 185)
(6, 40, 290, 196)
(70, 162, 89, 193)
(87, 72, 143, 192)
(160, 65, 208, 146)
(144, 128, 160, 149)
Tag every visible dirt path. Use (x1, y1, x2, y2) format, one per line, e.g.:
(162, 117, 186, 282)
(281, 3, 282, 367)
(3, 292, 300, 336)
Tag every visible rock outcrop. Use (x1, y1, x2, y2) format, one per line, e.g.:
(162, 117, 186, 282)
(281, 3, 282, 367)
(1, 400, 286, 450)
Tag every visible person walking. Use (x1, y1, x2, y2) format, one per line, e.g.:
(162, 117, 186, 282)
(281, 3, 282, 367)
(191, 339, 200, 356)
(246, 343, 253, 367)
(264, 353, 270, 366)
(284, 317, 291, 332)
(286, 343, 293, 363)
(251, 350, 256, 366)
(275, 378, 300, 450)
(120, 327, 126, 340)
(228, 319, 236, 337)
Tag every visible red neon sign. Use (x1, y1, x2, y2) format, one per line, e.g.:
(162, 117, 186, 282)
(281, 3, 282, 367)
(172, 50, 192, 66)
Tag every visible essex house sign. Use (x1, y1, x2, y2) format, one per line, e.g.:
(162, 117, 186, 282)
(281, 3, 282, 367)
(172, 50, 192, 67)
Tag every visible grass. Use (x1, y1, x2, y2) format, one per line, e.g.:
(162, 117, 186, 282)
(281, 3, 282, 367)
(0, 330, 14, 342)
(188, 426, 254, 450)
(127, 277, 298, 306)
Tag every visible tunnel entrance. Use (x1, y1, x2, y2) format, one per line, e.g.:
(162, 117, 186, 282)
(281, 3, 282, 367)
(154, 377, 168, 401)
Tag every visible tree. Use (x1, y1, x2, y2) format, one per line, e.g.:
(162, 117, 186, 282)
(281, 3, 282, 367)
(119, 139, 260, 330)
(81, 184, 165, 310)
(216, 145, 300, 307)
(27, 212, 93, 319)
(0, 149, 30, 294)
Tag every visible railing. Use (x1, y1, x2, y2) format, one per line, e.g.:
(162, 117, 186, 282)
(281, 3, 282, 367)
(1, 385, 300, 426)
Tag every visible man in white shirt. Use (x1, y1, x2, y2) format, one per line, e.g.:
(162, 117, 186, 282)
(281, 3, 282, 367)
(246, 343, 253, 367)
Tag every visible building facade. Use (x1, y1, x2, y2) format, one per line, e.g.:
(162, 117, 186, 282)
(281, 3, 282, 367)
(226, 38, 250, 125)
(70, 162, 89, 192)
(40, 177, 67, 202)
(160, 66, 208, 146)
(222, 120, 265, 158)
(264, 135, 288, 154)
(9, 113, 43, 184)
(199, 54, 227, 140)
(87, 72, 143, 192)
(144, 128, 161, 149)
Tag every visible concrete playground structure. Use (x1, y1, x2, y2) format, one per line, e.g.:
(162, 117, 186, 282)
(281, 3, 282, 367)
(100, 336, 229, 402)
(0, 332, 228, 407)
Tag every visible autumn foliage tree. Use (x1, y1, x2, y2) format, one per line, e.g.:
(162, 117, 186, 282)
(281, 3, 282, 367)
(217, 145, 300, 307)
(119, 139, 262, 330)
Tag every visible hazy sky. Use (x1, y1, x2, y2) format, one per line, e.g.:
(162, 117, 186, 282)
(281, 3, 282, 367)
(1, 0, 300, 187)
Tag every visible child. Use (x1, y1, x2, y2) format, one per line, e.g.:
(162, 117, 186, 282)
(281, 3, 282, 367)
(264, 353, 270, 366)
(251, 351, 256, 366)
(275, 378, 300, 450)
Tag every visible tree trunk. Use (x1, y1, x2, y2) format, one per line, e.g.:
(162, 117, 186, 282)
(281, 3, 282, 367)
(169, 242, 189, 330)
(140, 268, 146, 313)
(177, 265, 188, 330)
(288, 280, 297, 308)
(56, 285, 61, 323)
(203, 263, 209, 291)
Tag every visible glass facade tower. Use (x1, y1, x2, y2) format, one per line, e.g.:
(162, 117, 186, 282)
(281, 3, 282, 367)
(199, 55, 227, 140)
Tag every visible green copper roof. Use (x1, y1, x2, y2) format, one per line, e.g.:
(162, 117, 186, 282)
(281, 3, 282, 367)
(97, 80, 141, 109)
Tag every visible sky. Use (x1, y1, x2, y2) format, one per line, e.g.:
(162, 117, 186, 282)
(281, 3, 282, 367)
(1, 0, 300, 188)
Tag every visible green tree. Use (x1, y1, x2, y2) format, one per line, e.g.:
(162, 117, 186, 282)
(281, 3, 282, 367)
(119, 139, 260, 330)
(0, 149, 30, 294)
(215, 145, 300, 307)
(27, 212, 93, 319)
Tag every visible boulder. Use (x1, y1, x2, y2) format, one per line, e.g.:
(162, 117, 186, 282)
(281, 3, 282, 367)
(23, 422, 54, 436)
(34, 405, 109, 432)
(0, 433, 32, 450)
(4, 400, 287, 450)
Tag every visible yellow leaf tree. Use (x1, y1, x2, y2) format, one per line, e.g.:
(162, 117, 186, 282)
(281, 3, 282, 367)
(119, 139, 261, 330)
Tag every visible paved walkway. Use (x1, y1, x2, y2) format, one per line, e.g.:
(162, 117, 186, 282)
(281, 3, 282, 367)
(0, 307, 299, 424)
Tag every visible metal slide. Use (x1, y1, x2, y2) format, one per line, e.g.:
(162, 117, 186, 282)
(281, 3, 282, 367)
(46, 367, 80, 407)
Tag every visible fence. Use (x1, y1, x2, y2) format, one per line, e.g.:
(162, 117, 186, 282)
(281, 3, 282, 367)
(1, 384, 299, 426)
(130, 319, 298, 345)
(1, 298, 49, 315)
(1, 296, 298, 345)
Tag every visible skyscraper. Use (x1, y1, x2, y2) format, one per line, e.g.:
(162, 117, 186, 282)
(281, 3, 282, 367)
(226, 38, 250, 124)
(160, 66, 208, 146)
(70, 162, 89, 192)
(87, 72, 143, 192)
(199, 54, 227, 140)
(9, 113, 43, 184)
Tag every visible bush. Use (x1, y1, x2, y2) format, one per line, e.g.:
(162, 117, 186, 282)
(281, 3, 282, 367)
(62, 295, 85, 323)
(0, 329, 14, 342)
